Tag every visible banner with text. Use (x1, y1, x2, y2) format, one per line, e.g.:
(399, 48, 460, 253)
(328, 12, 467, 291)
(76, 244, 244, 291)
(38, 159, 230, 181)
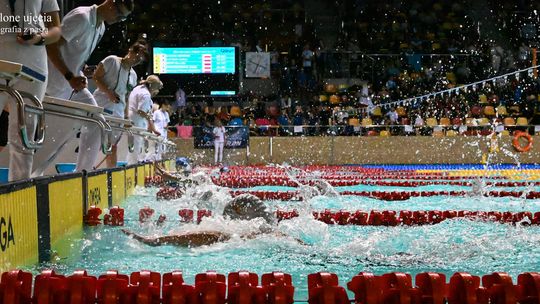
(194, 126, 249, 149)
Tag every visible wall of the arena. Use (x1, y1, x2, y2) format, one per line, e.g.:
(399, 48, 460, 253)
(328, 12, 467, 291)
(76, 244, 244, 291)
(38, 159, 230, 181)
(173, 136, 540, 165)
(0, 162, 161, 273)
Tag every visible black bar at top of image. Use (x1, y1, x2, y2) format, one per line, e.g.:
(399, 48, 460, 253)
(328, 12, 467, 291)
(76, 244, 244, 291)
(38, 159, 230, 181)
(36, 183, 51, 263)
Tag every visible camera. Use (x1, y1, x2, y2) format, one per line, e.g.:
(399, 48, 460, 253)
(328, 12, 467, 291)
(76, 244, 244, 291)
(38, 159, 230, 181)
(21, 32, 34, 41)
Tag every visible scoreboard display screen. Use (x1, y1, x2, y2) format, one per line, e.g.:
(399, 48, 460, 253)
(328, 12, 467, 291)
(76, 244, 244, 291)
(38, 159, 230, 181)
(153, 47, 236, 74)
(153, 47, 239, 97)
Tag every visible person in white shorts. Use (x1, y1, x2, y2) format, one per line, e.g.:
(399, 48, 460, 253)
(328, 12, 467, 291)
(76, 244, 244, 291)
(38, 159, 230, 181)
(213, 119, 226, 164)
(0, 0, 61, 181)
(127, 75, 162, 165)
(91, 40, 147, 168)
(31, 0, 134, 177)
(152, 101, 171, 161)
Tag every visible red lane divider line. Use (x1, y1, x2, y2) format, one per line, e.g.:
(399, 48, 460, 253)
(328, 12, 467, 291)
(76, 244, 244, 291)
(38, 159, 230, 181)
(89, 207, 540, 227)
(3, 269, 540, 304)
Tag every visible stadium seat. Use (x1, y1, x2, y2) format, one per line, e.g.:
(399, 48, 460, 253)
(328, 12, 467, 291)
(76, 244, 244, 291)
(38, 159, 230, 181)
(478, 118, 490, 126)
(446, 130, 458, 137)
(479, 94, 488, 104)
(452, 117, 463, 126)
(516, 117, 529, 126)
(372, 107, 382, 117)
(348, 118, 360, 127)
(471, 105, 482, 117)
(503, 117, 516, 126)
(509, 105, 521, 116)
(432, 130, 445, 137)
(439, 117, 451, 127)
(361, 118, 373, 127)
(379, 130, 390, 137)
(426, 118, 438, 127)
(483, 106, 496, 117)
(324, 83, 337, 93)
(400, 118, 410, 125)
(500, 130, 510, 136)
(496, 105, 508, 117)
(329, 95, 341, 104)
(230, 106, 242, 117)
(319, 95, 328, 102)
(465, 118, 476, 126)
(396, 106, 407, 117)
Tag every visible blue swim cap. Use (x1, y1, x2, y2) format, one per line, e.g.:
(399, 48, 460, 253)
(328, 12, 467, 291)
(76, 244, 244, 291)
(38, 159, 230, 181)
(176, 157, 190, 167)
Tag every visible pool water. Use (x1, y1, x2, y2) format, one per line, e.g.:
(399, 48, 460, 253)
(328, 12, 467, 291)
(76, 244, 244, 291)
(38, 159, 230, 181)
(27, 167, 540, 300)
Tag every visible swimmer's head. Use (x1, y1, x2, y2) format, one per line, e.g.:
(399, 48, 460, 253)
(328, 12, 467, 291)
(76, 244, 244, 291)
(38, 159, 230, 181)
(223, 194, 275, 225)
(176, 157, 192, 175)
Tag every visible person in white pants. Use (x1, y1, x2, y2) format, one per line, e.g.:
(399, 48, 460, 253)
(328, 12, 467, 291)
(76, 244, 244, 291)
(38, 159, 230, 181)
(213, 119, 226, 164)
(0, 0, 61, 181)
(127, 75, 162, 165)
(31, 0, 134, 177)
(152, 101, 171, 161)
(91, 40, 147, 168)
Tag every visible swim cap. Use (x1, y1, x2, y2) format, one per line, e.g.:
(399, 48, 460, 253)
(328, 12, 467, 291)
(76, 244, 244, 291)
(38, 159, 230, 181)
(176, 157, 190, 167)
(223, 194, 275, 224)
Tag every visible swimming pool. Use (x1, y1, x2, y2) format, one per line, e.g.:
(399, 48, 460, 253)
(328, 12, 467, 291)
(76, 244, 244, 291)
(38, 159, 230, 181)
(25, 165, 540, 300)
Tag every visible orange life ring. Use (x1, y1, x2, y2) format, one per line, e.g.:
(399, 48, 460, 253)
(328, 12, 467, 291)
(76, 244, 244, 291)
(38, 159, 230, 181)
(512, 131, 533, 152)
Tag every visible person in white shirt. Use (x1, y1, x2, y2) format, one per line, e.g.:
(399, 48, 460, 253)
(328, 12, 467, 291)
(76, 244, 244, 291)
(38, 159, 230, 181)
(213, 119, 226, 164)
(31, 0, 134, 177)
(0, 0, 61, 181)
(386, 108, 399, 124)
(152, 101, 171, 161)
(127, 75, 162, 165)
(92, 40, 147, 168)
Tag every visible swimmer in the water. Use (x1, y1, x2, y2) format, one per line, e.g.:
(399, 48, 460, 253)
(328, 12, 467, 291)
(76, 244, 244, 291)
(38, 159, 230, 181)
(121, 194, 299, 247)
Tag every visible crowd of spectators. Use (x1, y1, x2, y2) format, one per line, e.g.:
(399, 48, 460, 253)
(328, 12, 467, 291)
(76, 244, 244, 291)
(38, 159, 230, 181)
(79, 0, 540, 138)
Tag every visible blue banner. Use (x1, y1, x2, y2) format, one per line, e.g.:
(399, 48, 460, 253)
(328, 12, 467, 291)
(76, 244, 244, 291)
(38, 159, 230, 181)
(194, 126, 249, 149)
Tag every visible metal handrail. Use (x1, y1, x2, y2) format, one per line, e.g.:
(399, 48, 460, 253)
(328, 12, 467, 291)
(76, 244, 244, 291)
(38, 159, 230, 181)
(104, 115, 135, 153)
(0, 84, 46, 149)
(42, 97, 113, 154)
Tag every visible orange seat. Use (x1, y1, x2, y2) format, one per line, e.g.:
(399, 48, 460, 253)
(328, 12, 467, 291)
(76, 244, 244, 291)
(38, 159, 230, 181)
(503, 117, 516, 126)
(484, 106, 496, 117)
(439, 117, 451, 127)
(396, 106, 407, 117)
(426, 118, 438, 127)
(432, 130, 445, 137)
(348, 118, 360, 127)
(230, 106, 242, 117)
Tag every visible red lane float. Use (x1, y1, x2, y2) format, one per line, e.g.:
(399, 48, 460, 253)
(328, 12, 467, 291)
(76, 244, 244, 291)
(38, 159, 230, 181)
(83, 206, 102, 226)
(5, 269, 540, 304)
(84, 207, 540, 227)
(212, 177, 539, 189)
(276, 209, 540, 226)
(307, 272, 349, 304)
(225, 190, 540, 202)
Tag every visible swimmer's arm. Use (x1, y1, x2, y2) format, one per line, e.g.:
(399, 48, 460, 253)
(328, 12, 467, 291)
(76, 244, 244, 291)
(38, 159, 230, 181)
(121, 229, 160, 246)
(122, 229, 230, 247)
